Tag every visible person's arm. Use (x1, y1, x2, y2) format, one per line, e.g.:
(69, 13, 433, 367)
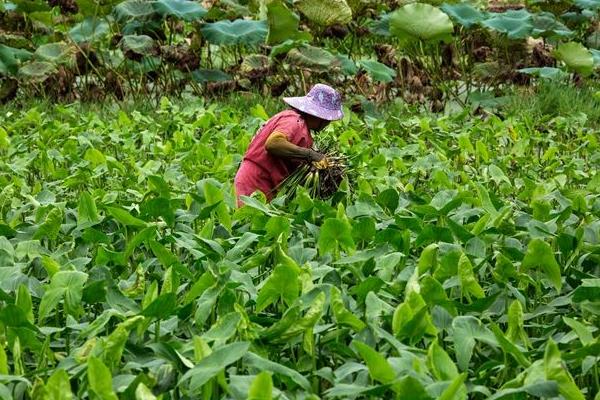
(265, 132, 324, 161)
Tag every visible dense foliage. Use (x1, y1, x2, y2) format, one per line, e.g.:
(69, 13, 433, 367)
(0, 97, 598, 399)
(3, 0, 600, 107)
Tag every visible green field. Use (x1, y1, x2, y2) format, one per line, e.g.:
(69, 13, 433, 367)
(0, 94, 598, 399)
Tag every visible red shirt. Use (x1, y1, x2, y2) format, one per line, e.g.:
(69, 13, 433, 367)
(242, 109, 313, 190)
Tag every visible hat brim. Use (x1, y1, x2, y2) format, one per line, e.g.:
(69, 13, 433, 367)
(283, 96, 344, 121)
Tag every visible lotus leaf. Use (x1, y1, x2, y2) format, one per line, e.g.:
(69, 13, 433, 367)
(200, 19, 268, 46)
(482, 9, 533, 39)
(0, 45, 32, 76)
(590, 49, 600, 67)
(153, 0, 207, 21)
(18, 61, 56, 81)
(191, 69, 232, 83)
(34, 42, 75, 65)
(574, 0, 600, 9)
(69, 17, 110, 43)
(295, 0, 352, 26)
(531, 12, 572, 38)
(336, 53, 358, 75)
(120, 35, 155, 55)
(586, 31, 600, 49)
(389, 3, 454, 43)
(266, 0, 311, 45)
(553, 41, 594, 76)
(286, 45, 339, 72)
(114, 0, 158, 22)
(358, 59, 396, 83)
(440, 3, 486, 28)
(518, 67, 569, 80)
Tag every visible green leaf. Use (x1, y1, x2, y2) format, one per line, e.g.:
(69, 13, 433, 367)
(330, 286, 366, 331)
(153, 0, 207, 21)
(0, 44, 32, 76)
(101, 316, 143, 369)
(394, 376, 432, 399)
(69, 17, 110, 43)
(439, 373, 467, 400)
(490, 324, 531, 367)
(286, 45, 339, 72)
(458, 253, 485, 300)
(440, 3, 485, 28)
(39, 271, 88, 322)
(518, 67, 569, 80)
(142, 293, 177, 319)
(45, 369, 73, 400)
(34, 42, 74, 65)
(563, 317, 594, 346)
(34, 207, 63, 241)
(106, 206, 148, 227)
(358, 59, 396, 83)
(120, 35, 155, 56)
(88, 357, 118, 400)
(135, 383, 156, 400)
(247, 371, 272, 400)
(572, 279, 600, 302)
(427, 339, 458, 381)
(482, 9, 533, 39)
(18, 61, 56, 81)
(16, 284, 33, 324)
(532, 12, 572, 38)
(266, 0, 310, 44)
(544, 340, 585, 400)
(78, 192, 100, 225)
(452, 316, 497, 371)
(200, 19, 267, 46)
(318, 217, 355, 255)
(553, 42, 594, 76)
(180, 342, 249, 393)
(390, 3, 454, 42)
(243, 352, 311, 391)
(255, 263, 299, 312)
(295, 0, 352, 26)
(191, 69, 232, 83)
(353, 341, 396, 384)
(521, 238, 562, 292)
(114, 0, 157, 22)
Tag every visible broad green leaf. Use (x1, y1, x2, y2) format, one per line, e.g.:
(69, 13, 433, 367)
(438, 373, 467, 400)
(532, 12, 572, 38)
(16, 284, 33, 324)
(330, 286, 366, 332)
(39, 271, 88, 322)
(394, 376, 432, 399)
(521, 238, 562, 292)
(452, 316, 497, 371)
(69, 17, 110, 43)
(34, 42, 74, 65)
(318, 217, 354, 255)
(191, 69, 232, 83)
(247, 371, 272, 400)
(286, 45, 339, 72)
(180, 341, 249, 393)
(358, 59, 396, 83)
(553, 42, 594, 76)
(18, 61, 56, 81)
(255, 263, 299, 312)
(353, 341, 396, 384)
(114, 0, 157, 22)
(34, 207, 63, 240)
(200, 20, 268, 46)
(562, 317, 594, 346)
(120, 35, 155, 56)
(427, 339, 458, 381)
(295, 0, 352, 26)
(153, 0, 207, 21)
(266, 0, 310, 44)
(135, 383, 156, 400)
(100, 316, 144, 369)
(78, 192, 100, 225)
(106, 206, 148, 227)
(482, 9, 533, 39)
(0, 44, 32, 76)
(490, 324, 531, 367)
(87, 357, 118, 400)
(243, 352, 311, 391)
(390, 3, 454, 43)
(506, 300, 530, 347)
(544, 340, 585, 400)
(45, 369, 73, 400)
(142, 293, 177, 319)
(458, 253, 485, 300)
(440, 3, 485, 28)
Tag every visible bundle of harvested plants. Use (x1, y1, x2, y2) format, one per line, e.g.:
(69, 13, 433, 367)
(277, 142, 351, 200)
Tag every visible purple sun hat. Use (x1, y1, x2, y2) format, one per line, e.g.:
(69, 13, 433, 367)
(283, 84, 344, 121)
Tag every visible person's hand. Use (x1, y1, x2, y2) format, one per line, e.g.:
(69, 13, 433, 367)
(306, 149, 325, 162)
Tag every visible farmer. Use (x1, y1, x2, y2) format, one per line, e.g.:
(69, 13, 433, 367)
(234, 84, 344, 206)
